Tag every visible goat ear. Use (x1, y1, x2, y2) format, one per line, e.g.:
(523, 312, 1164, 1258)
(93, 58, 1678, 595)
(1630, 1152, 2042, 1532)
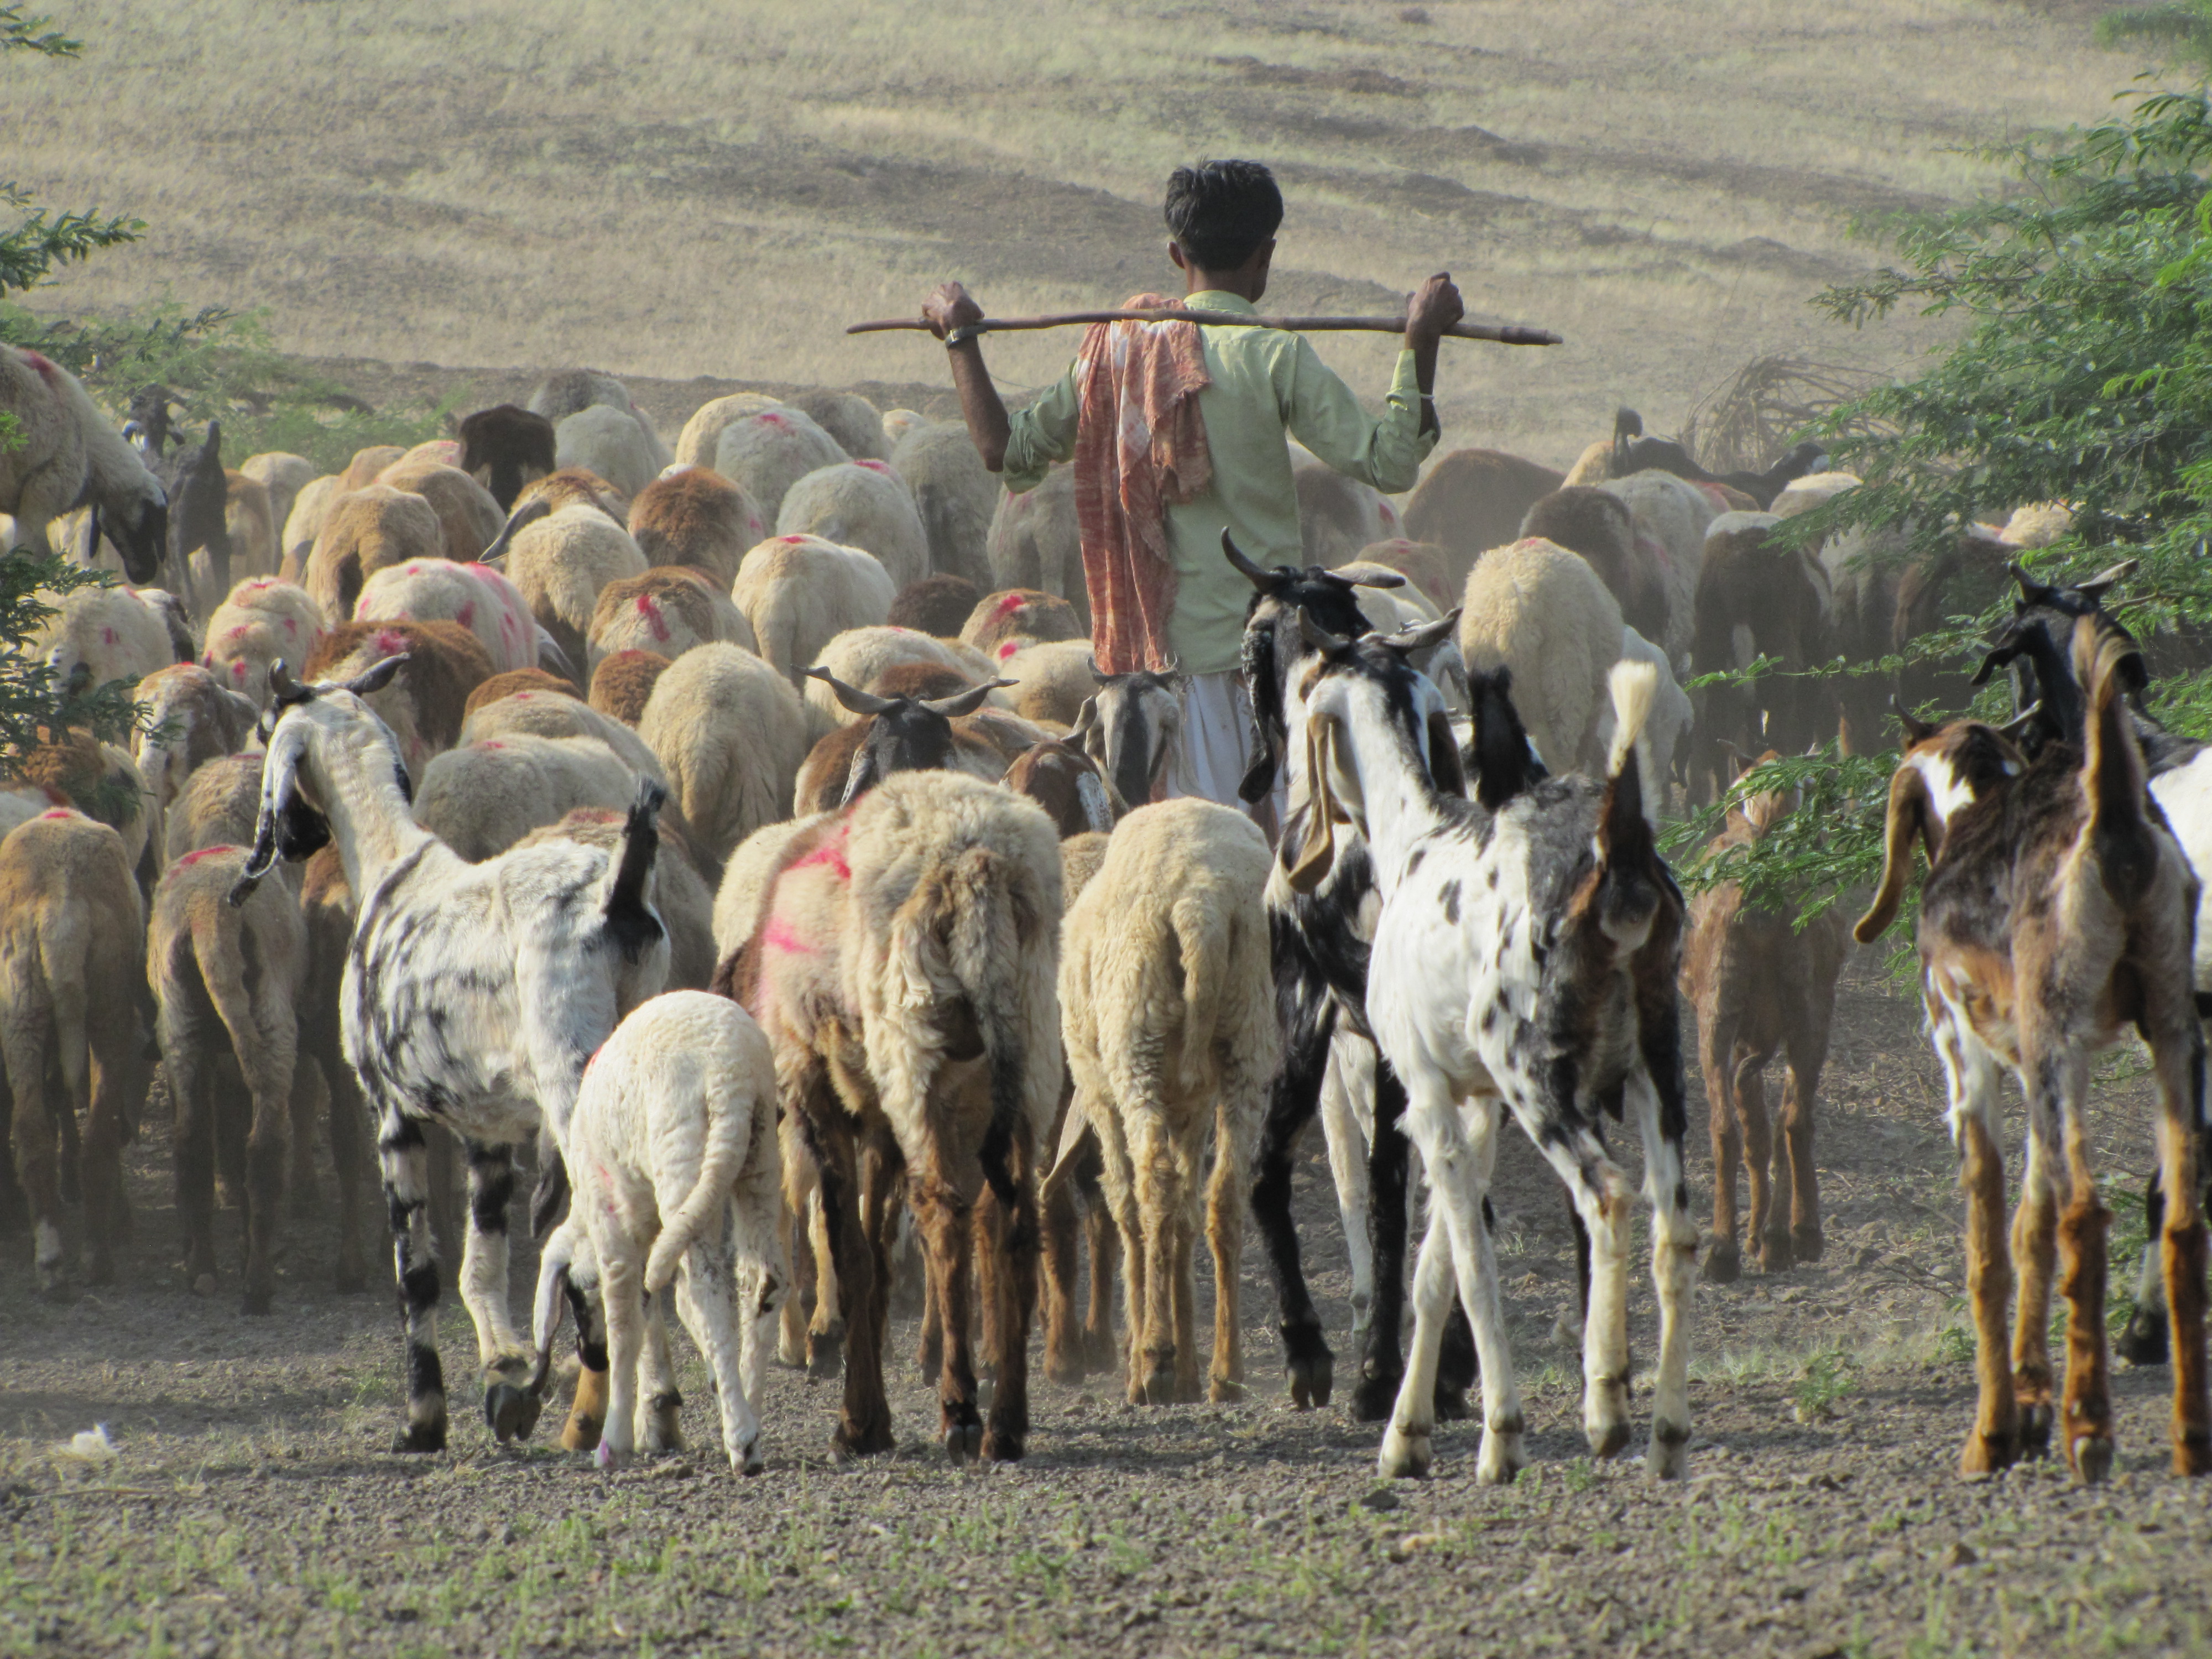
(839, 741, 883, 808)
(1070, 696, 1099, 743)
(1893, 699, 1937, 746)
(1853, 761, 1931, 945)
(2009, 559, 2054, 609)
(807, 667, 898, 717)
(2077, 557, 2138, 599)
(341, 653, 409, 697)
(1967, 645, 2013, 688)
(231, 723, 302, 905)
(1426, 709, 1467, 799)
(1238, 629, 1282, 804)
(1286, 718, 1342, 894)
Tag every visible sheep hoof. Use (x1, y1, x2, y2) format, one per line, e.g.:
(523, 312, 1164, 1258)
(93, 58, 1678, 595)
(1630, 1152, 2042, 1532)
(2118, 1308, 2170, 1368)
(1347, 1365, 1401, 1425)
(391, 1420, 447, 1455)
(240, 1286, 274, 1317)
(807, 1325, 845, 1381)
(594, 1439, 624, 1472)
(485, 1381, 542, 1444)
(1587, 1416, 1632, 1460)
(1791, 1224, 1824, 1264)
(1757, 1229, 1794, 1274)
(644, 1391, 684, 1453)
(1378, 1426, 1431, 1481)
(1646, 1421, 1690, 1481)
(2017, 1400, 2053, 1460)
(2072, 1433, 2115, 1485)
(1702, 1239, 1741, 1285)
(943, 1421, 983, 1465)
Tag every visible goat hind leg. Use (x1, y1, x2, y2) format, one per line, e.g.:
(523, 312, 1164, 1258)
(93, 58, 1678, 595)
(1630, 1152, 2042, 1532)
(1630, 1072, 1698, 1479)
(2150, 1006, 2212, 1474)
(2008, 1125, 2062, 1459)
(1942, 1009, 2018, 1475)
(1252, 1005, 1333, 1408)
(460, 1140, 539, 1443)
(1700, 1018, 1744, 1285)
(380, 1113, 448, 1453)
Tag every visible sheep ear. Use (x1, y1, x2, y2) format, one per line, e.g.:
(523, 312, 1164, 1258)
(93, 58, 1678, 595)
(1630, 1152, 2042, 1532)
(807, 667, 898, 717)
(1853, 761, 1931, 944)
(1286, 718, 1342, 894)
(341, 653, 409, 697)
(1426, 709, 1467, 799)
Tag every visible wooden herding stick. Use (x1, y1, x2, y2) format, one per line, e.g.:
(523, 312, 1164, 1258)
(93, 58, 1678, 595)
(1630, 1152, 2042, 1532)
(846, 309, 1564, 347)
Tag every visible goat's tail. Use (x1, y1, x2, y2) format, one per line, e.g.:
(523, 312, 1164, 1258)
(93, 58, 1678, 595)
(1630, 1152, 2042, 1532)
(2076, 613, 2158, 904)
(1596, 659, 1665, 947)
(644, 1053, 754, 1296)
(600, 778, 667, 965)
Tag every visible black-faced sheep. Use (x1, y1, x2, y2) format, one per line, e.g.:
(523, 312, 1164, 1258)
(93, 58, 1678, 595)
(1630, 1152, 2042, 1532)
(457, 405, 557, 512)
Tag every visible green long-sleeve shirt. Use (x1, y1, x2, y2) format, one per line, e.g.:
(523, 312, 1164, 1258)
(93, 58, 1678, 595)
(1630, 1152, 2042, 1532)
(999, 289, 1437, 675)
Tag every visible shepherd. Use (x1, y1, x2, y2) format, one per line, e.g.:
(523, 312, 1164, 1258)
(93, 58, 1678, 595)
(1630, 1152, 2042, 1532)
(923, 159, 1462, 818)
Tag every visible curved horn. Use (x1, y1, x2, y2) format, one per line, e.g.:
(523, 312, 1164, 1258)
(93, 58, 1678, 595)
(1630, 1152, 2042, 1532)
(1221, 529, 1275, 591)
(805, 666, 899, 717)
(268, 659, 312, 708)
(2077, 557, 2139, 599)
(1891, 696, 1938, 747)
(1338, 567, 1406, 591)
(341, 654, 409, 697)
(1298, 608, 1353, 654)
(1380, 612, 1458, 655)
(1994, 700, 2045, 741)
(921, 678, 1015, 718)
(476, 496, 554, 567)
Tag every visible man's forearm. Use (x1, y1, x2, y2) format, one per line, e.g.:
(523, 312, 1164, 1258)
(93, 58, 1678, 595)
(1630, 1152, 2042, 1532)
(1407, 332, 1441, 440)
(948, 340, 1014, 472)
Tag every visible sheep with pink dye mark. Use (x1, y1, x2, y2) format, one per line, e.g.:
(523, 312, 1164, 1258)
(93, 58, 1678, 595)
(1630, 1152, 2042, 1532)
(776, 461, 931, 591)
(202, 577, 330, 710)
(730, 534, 895, 689)
(713, 408, 848, 524)
(354, 556, 539, 674)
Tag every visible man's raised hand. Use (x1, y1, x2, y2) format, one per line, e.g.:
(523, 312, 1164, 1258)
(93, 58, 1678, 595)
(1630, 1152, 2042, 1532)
(1405, 273, 1465, 347)
(924, 282, 986, 343)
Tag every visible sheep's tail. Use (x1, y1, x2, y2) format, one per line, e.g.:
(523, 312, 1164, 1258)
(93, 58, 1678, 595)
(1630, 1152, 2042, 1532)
(644, 1053, 754, 1296)
(2076, 613, 2158, 905)
(1173, 894, 1235, 1100)
(599, 778, 667, 965)
(1595, 659, 1665, 948)
(187, 899, 260, 1073)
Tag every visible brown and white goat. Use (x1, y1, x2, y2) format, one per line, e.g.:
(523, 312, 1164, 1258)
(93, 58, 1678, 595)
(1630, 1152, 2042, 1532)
(1855, 619, 2210, 1479)
(1681, 755, 1848, 1280)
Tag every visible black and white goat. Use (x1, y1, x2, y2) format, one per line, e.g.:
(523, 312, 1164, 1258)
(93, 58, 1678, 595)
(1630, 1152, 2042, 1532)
(230, 656, 669, 1453)
(1285, 614, 1697, 1481)
(1224, 533, 1478, 1420)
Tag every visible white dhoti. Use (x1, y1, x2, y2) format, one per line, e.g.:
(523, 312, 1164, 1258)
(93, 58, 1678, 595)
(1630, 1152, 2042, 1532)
(1162, 669, 1284, 841)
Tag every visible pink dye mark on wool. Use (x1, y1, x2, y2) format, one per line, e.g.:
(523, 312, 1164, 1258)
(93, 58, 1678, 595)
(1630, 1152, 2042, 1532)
(40, 809, 71, 820)
(1635, 531, 1673, 576)
(479, 740, 505, 751)
(757, 413, 785, 427)
(283, 617, 299, 635)
(997, 641, 1018, 661)
(761, 917, 819, 956)
(637, 594, 671, 642)
(102, 627, 117, 645)
(993, 592, 1027, 619)
(23, 351, 59, 383)
(781, 534, 805, 544)
(790, 824, 852, 882)
(374, 629, 407, 655)
(178, 844, 237, 867)
(856, 458, 891, 474)
(229, 662, 248, 682)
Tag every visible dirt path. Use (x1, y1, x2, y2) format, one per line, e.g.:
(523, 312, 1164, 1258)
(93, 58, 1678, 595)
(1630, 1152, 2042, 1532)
(7, 964, 2211, 1656)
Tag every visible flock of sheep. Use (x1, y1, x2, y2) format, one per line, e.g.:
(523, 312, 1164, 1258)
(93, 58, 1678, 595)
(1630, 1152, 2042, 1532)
(1, 340, 2207, 1490)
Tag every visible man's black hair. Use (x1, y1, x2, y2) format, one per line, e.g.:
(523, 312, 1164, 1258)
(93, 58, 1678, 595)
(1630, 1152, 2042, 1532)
(1164, 160, 1284, 272)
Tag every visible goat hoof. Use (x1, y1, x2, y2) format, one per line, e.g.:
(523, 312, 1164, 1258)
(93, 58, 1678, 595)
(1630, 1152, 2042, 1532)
(1286, 1350, 1333, 1412)
(240, 1287, 273, 1317)
(807, 1326, 845, 1381)
(1702, 1240, 1741, 1285)
(644, 1391, 684, 1453)
(2016, 1401, 2053, 1460)
(485, 1382, 541, 1444)
(1431, 1381, 1472, 1423)
(391, 1420, 447, 1455)
(1208, 1377, 1246, 1405)
(1791, 1224, 1824, 1264)
(1378, 1426, 1431, 1480)
(981, 1425, 1026, 1463)
(2072, 1433, 2116, 1485)
(593, 1439, 624, 1472)
(1646, 1421, 1691, 1481)
(1587, 1418, 1632, 1460)
(2118, 1308, 2171, 1368)
(833, 1419, 895, 1461)
(1347, 1365, 1401, 1424)
(944, 1421, 983, 1465)
(1958, 1429, 2017, 1477)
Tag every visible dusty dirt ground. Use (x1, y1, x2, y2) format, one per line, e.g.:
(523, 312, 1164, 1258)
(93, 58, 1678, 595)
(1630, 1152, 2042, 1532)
(7, 959, 2212, 1657)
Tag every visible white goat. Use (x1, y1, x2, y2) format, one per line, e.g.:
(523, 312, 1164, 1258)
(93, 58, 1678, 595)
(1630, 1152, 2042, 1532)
(230, 654, 670, 1454)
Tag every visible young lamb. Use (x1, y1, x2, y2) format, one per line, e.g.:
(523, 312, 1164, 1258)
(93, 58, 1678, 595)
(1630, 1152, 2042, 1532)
(777, 461, 931, 592)
(1681, 755, 1849, 1281)
(301, 484, 446, 619)
(0, 808, 152, 1293)
(1855, 619, 2209, 1480)
(457, 405, 557, 512)
(714, 408, 849, 524)
(1287, 625, 1697, 1482)
(527, 992, 783, 1472)
(628, 467, 765, 589)
(353, 556, 539, 674)
(888, 422, 1000, 591)
(985, 465, 1086, 624)
(586, 566, 757, 670)
(0, 345, 168, 582)
(149, 844, 309, 1311)
(731, 534, 897, 687)
(1457, 538, 1625, 776)
(725, 769, 1062, 1462)
(635, 643, 811, 866)
(374, 461, 504, 564)
(1059, 800, 1277, 1403)
(230, 656, 671, 1453)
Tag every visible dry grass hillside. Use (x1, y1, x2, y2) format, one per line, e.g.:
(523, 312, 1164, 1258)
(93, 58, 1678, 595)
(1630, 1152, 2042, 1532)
(7, 0, 2132, 465)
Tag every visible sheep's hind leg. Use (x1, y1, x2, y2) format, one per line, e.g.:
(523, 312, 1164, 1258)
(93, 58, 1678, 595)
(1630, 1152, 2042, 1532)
(638, 1287, 685, 1454)
(981, 1135, 1039, 1462)
(1206, 1099, 1247, 1403)
(380, 1113, 448, 1453)
(462, 1140, 540, 1444)
(167, 1031, 220, 1297)
(558, 1259, 611, 1451)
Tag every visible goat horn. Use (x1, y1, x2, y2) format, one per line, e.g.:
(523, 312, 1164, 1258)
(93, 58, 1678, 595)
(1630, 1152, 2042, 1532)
(341, 653, 410, 697)
(476, 496, 553, 567)
(1994, 700, 2044, 740)
(921, 678, 1014, 718)
(1380, 612, 1458, 654)
(1221, 529, 1276, 590)
(1297, 607, 1353, 654)
(805, 666, 899, 716)
(268, 659, 312, 707)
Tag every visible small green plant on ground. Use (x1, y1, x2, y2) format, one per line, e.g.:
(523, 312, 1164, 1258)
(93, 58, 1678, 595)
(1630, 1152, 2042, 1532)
(1794, 1347, 1858, 1423)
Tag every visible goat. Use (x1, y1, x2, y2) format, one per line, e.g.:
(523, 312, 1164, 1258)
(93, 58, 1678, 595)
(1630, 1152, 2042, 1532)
(1855, 618, 2209, 1479)
(229, 655, 670, 1453)
(1288, 620, 1695, 1482)
(1608, 408, 1827, 511)
(1223, 531, 1478, 1420)
(795, 669, 1010, 809)
(1680, 754, 1849, 1281)
(1076, 667, 1185, 812)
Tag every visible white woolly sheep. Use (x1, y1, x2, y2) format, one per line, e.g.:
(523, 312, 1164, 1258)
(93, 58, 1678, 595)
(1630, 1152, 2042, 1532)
(132, 664, 258, 870)
(586, 566, 757, 670)
(732, 534, 896, 688)
(0, 808, 152, 1293)
(241, 452, 316, 540)
(792, 390, 889, 462)
(675, 394, 787, 470)
(996, 638, 1096, 728)
(961, 587, 1084, 658)
(709, 814, 827, 965)
(880, 408, 928, 446)
(0, 346, 167, 582)
(496, 499, 650, 672)
(1770, 471, 1860, 520)
(557, 405, 661, 502)
(414, 733, 640, 863)
(32, 583, 177, 692)
(2001, 502, 2075, 549)
(1058, 799, 1277, 1404)
(776, 460, 931, 592)
(1457, 538, 1626, 774)
(280, 474, 341, 576)
(354, 556, 539, 674)
(302, 484, 447, 620)
(713, 408, 848, 525)
(889, 422, 998, 591)
(459, 684, 667, 785)
(529, 991, 781, 1472)
(337, 445, 405, 492)
(637, 642, 811, 868)
(528, 369, 673, 472)
(201, 576, 330, 708)
(628, 467, 766, 590)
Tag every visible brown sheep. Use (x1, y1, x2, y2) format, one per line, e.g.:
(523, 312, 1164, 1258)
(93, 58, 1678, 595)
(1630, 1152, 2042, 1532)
(337, 445, 406, 492)
(149, 844, 310, 1313)
(375, 460, 505, 563)
(464, 667, 576, 717)
(1337, 538, 1452, 612)
(515, 466, 628, 522)
(164, 752, 263, 869)
(296, 848, 379, 1281)
(588, 649, 671, 726)
(302, 619, 495, 781)
(0, 809, 151, 1295)
(1519, 485, 1671, 649)
(12, 728, 152, 875)
(457, 404, 557, 511)
(889, 573, 983, 638)
(628, 468, 766, 589)
(301, 484, 446, 619)
(1679, 760, 1848, 1283)
(1403, 447, 1565, 592)
(961, 588, 1084, 656)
